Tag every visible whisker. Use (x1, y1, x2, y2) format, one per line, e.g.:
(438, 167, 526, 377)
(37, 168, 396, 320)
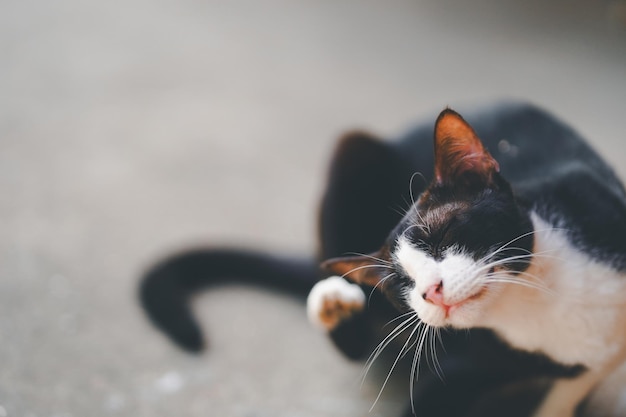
(415, 210, 431, 234)
(361, 314, 419, 384)
(371, 320, 423, 412)
(344, 252, 394, 265)
(368, 272, 397, 306)
(340, 263, 393, 280)
(475, 250, 559, 274)
(372, 272, 397, 291)
(476, 250, 572, 284)
(429, 326, 445, 382)
(484, 276, 558, 297)
(367, 314, 418, 361)
(512, 270, 550, 284)
(383, 311, 418, 329)
(409, 322, 430, 415)
(407, 172, 431, 234)
(436, 327, 447, 355)
(409, 172, 426, 206)
(477, 252, 535, 269)
(400, 321, 427, 359)
(392, 205, 409, 219)
(409, 172, 421, 226)
(402, 223, 428, 238)
(478, 227, 571, 265)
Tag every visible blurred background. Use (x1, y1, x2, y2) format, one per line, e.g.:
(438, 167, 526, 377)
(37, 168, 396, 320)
(1, 0, 625, 416)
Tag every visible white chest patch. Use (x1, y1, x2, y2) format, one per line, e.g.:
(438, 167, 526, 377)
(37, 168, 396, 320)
(485, 214, 626, 368)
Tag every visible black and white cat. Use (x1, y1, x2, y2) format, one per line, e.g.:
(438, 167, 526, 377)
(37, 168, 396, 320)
(140, 102, 626, 417)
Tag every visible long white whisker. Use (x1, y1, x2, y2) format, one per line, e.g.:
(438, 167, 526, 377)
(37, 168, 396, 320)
(407, 172, 431, 234)
(436, 327, 447, 356)
(433, 327, 446, 357)
(484, 250, 568, 267)
(512, 270, 550, 284)
(480, 227, 570, 264)
(400, 321, 427, 358)
(477, 227, 573, 272)
(484, 276, 557, 297)
(345, 252, 394, 266)
(340, 264, 393, 280)
(365, 315, 417, 366)
(383, 311, 417, 328)
(429, 326, 445, 382)
(372, 272, 397, 293)
(361, 314, 419, 384)
(368, 272, 397, 306)
(477, 249, 560, 271)
(475, 253, 536, 273)
(392, 202, 410, 219)
(409, 323, 431, 415)
(409, 172, 426, 206)
(371, 320, 423, 412)
(402, 222, 429, 238)
(486, 269, 550, 285)
(409, 173, 426, 231)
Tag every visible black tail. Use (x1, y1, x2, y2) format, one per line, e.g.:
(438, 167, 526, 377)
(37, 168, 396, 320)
(139, 248, 320, 352)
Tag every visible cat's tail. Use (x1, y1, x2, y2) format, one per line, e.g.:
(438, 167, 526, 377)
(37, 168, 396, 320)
(138, 248, 319, 353)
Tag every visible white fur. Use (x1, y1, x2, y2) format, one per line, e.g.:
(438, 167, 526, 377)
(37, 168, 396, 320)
(395, 211, 626, 416)
(396, 239, 490, 328)
(483, 214, 626, 369)
(396, 212, 626, 368)
(306, 276, 366, 330)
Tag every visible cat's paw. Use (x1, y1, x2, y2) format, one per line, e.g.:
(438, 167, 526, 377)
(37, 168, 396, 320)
(307, 276, 366, 331)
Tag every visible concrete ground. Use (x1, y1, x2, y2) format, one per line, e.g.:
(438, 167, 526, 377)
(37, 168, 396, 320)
(1, 1, 625, 416)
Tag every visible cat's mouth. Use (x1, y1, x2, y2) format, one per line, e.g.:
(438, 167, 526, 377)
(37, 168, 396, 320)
(420, 279, 489, 322)
(442, 287, 487, 318)
(445, 288, 487, 317)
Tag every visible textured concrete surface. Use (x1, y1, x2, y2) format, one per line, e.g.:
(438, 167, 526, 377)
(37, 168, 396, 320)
(1, 1, 625, 416)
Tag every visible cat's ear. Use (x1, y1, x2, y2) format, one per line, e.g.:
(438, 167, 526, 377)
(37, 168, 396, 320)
(321, 252, 387, 287)
(433, 109, 499, 186)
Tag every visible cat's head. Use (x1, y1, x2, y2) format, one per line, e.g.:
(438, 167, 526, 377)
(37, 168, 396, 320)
(323, 109, 534, 328)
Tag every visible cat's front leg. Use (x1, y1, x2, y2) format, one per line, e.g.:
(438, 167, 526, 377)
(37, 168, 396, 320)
(307, 276, 366, 331)
(533, 370, 605, 417)
(307, 276, 380, 359)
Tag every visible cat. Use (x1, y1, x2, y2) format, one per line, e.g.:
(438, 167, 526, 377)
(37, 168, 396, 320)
(139, 101, 626, 417)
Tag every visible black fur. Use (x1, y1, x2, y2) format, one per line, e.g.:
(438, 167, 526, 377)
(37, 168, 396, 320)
(140, 249, 318, 351)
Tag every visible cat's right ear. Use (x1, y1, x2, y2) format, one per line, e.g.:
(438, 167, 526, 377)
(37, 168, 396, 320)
(433, 108, 499, 186)
(321, 253, 387, 287)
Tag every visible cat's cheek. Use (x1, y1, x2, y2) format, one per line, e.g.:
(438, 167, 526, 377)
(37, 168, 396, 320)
(446, 303, 483, 328)
(446, 287, 500, 328)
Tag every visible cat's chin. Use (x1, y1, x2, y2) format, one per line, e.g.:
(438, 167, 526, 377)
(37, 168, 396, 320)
(417, 306, 481, 328)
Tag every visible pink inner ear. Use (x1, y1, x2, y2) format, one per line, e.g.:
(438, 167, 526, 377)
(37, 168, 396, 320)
(434, 110, 499, 184)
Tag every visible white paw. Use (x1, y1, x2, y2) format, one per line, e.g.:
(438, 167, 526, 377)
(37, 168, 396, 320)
(307, 276, 366, 331)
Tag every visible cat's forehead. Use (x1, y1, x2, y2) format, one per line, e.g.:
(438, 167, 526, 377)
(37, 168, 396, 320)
(415, 201, 469, 230)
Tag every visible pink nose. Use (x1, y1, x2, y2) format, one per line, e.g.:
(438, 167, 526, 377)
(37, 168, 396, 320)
(422, 281, 447, 307)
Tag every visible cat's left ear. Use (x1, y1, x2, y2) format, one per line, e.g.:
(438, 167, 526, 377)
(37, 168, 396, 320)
(321, 252, 387, 287)
(433, 109, 499, 186)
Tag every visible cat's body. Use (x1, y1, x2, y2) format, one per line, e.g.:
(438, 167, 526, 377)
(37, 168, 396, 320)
(140, 102, 626, 416)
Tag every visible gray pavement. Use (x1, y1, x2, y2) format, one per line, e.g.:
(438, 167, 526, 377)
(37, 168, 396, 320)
(1, 1, 625, 416)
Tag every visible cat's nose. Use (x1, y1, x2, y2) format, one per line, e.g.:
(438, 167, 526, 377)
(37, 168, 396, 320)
(422, 281, 446, 307)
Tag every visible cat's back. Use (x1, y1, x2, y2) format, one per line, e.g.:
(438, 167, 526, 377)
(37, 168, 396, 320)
(398, 101, 623, 195)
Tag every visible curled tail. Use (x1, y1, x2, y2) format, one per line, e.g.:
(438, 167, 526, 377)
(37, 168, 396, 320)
(139, 248, 320, 352)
